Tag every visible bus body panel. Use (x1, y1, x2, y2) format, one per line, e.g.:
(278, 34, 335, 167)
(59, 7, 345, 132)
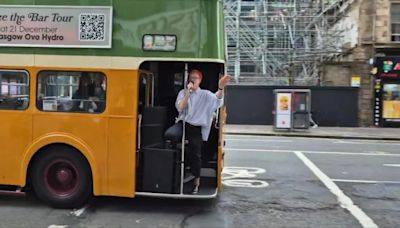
(107, 116, 136, 197)
(0, 111, 32, 185)
(0, 0, 225, 61)
(0, 0, 226, 200)
(31, 114, 108, 195)
(106, 69, 139, 197)
(0, 66, 139, 198)
(0, 59, 224, 198)
(217, 106, 227, 192)
(20, 131, 102, 195)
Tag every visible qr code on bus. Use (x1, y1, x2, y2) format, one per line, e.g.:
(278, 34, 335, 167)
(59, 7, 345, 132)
(79, 14, 105, 41)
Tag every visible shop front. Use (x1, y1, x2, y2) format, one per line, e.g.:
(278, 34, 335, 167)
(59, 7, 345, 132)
(373, 56, 400, 127)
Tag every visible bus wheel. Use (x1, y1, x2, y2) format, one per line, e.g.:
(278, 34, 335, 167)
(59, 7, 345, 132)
(31, 147, 92, 209)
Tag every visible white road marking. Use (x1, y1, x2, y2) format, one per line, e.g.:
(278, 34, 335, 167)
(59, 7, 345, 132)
(294, 151, 378, 228)
(70, 205, 89, 217)
(226, 135, 400, 145)
(136, 219, 143, 224)
(222, 167, 266, 180)
(225, 135, 332, 141)
(332, 179, 400, 184)
(226, 138, 293, 142)
(226, 135, 288, 139)
(363, 151, 390, 154)
(383, 164, 400, 167)
(222, 167, 269, 188)
(223, 179, 269, 188)
(48, 226, 68, 228)
(224, 148, 400, 156)
(333, 140, 400, 145)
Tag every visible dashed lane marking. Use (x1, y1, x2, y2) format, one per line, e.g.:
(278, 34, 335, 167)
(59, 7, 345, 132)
(224, 148, 400, 156)
(332, 179, 400, 184)
(226, 138, 293, 142)
(333, 140, 400, 145)
(383, 164, 400, 168)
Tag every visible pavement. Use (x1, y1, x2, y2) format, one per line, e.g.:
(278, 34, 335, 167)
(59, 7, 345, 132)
(224, 124, 400, 141)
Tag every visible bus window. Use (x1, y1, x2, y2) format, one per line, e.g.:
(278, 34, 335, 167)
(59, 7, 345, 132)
(0, 70, 29, 110)
(37, 71, 106, 113)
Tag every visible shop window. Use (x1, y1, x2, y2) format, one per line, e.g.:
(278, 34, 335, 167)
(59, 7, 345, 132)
(391, 3, 400, 41)
(382, 84, 400, 119)
(37, 71, 106, 113)
(0, 70, 29, 110)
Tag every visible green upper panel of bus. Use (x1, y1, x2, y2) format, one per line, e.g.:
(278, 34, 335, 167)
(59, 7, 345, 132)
(0, 0, 225, 60)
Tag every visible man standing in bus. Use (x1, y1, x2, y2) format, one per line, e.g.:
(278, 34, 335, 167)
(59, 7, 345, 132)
(176, 70, 230, 194)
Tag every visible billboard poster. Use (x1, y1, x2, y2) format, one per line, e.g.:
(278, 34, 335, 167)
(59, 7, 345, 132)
(0, 5, 112, 48)
(277, 93, 291, 114)
(276, 93, 292, 128)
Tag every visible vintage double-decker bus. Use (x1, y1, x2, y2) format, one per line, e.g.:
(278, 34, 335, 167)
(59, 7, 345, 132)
(0, 0, 226, 208)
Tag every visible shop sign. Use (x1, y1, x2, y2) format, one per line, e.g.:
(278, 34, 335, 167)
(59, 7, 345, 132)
(351, 76, 360, 87)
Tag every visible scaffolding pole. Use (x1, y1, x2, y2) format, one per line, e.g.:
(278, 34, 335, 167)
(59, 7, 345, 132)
(224, 0, 353, 85)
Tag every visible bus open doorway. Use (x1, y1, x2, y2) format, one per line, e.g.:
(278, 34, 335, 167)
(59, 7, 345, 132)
(135, 61, 225, 198)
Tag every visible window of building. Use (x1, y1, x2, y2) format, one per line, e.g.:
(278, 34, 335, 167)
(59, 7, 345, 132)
(0, 70, 29, 110)
(37, 71, 106, 113)
(240, 64, 256, 73)
(391, 3, 400, 41)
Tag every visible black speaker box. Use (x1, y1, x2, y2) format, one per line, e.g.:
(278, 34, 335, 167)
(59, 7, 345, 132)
(140, 106, 167, 147)
(141, 147, 181, 193)
(141, 106, 167, 125)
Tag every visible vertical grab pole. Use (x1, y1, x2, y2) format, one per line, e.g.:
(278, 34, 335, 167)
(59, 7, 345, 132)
(180, 63, 189, 194)
(151, 73, 155, 107)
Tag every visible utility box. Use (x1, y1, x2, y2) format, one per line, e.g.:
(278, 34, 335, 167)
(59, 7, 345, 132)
(273, 89, 311, 131)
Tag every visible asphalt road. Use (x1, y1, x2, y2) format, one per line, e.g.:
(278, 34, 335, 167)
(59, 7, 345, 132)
(1, 135, 399, 228)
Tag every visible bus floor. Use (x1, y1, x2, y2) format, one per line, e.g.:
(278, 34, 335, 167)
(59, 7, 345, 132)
(183, 167, 217, 195)
(183, 177, 217, 195)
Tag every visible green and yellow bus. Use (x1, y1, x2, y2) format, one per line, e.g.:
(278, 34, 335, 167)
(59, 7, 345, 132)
(0, 0, 226, 208)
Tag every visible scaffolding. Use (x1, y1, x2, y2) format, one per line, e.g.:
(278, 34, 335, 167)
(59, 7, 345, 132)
(224, 0, 354, 85)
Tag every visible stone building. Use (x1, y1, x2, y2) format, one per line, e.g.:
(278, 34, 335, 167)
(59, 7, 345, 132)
(321, 0, 400, 127)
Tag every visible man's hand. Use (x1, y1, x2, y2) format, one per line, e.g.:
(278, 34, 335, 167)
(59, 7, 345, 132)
(178, 82, 193, 112)
(187, 81, 194, 93)
(219, 75, 231, 89)
(216, 75, 231, 99)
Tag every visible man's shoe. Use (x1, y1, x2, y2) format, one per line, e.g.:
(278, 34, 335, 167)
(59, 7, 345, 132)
(192, 185, 199, 194)
(312, 124, 318, 128)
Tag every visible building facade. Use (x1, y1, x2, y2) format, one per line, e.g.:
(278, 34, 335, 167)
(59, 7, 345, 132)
(321, 0, 400, 127)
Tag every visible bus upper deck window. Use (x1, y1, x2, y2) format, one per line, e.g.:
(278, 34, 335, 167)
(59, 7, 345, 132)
(37, 71, 106, 113)
(0, 70, 30, 111)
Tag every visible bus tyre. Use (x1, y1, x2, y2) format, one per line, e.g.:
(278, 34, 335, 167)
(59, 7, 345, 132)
(31, 147, 92, 209)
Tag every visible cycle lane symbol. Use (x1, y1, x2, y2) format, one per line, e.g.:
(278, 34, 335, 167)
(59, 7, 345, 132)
(222, 167, 269, 188)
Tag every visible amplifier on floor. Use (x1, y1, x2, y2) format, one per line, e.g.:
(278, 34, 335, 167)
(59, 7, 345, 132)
(140, 146, 181, 194)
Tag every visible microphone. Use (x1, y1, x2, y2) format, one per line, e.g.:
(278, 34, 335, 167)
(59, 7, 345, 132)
(188, 80, 194, 93)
